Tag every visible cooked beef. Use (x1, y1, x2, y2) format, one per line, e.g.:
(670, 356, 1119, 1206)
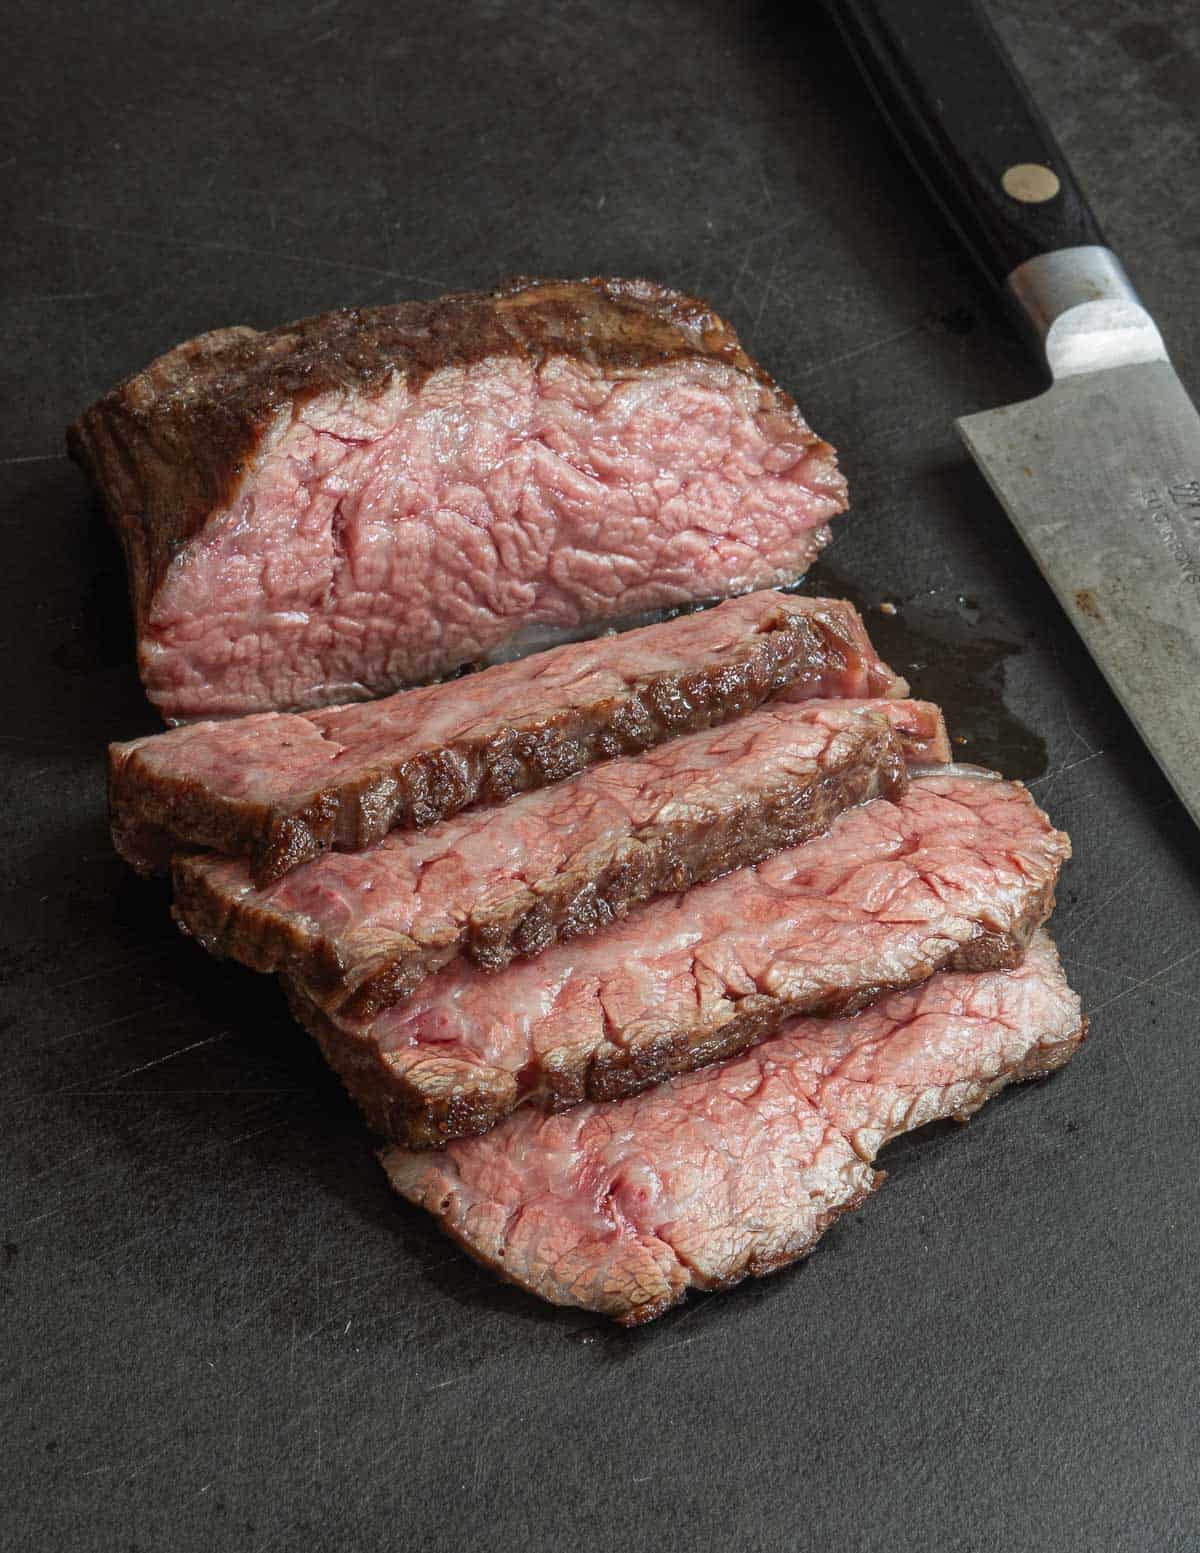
(382, 932, 1083, 1323)
(69, 277, 848, 724)
(173, 701, 942, 1013)
(109, 590, 907, 884)
(830, 696, 950, 767)
(286, 770, 1069, 1147)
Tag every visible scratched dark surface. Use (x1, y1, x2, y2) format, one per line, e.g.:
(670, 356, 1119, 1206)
(4, 2, 1200, 1549)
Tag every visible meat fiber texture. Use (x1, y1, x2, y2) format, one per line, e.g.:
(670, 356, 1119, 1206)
(383, 932, 1084, 1323)
(286, 771, 1070, 1147)
(69, 277, 848, 725)
(174, 700, 945, 1016)
(109, 590, 907, 884)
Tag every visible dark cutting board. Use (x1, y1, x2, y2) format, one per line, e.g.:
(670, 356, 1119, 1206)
(4, 3, 1199, 1549)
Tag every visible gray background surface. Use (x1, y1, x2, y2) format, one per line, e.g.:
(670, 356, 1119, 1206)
(4, 2, 1199, 1549)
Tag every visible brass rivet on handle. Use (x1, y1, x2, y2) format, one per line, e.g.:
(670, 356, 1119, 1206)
(1001, 163, 1061, 203)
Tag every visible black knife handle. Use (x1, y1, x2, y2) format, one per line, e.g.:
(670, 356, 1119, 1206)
(824, 0, 1105, 288)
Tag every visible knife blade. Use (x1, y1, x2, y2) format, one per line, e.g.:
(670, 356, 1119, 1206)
(825, 0, 1200, 824)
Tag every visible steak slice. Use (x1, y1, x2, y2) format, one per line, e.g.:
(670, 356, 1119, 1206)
(173, 701, 942, 1015)
(109, 590, 907, 884)
(382, 932, 1084, 1323)
(69, 277, 848, 724)
(286, 771, 1069, 1147)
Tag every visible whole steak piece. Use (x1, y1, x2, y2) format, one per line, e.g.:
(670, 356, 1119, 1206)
(108, 591, 904, 884)
(287, 770, 1070, 1148)
(382, 932, 1084, 1324)
(69, 277, 848, 724)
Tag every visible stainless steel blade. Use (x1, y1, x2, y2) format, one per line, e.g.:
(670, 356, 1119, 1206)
(958, 252, 1200, 823)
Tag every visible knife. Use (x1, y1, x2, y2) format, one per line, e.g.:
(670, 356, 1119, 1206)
(825, 0, 1200, 824)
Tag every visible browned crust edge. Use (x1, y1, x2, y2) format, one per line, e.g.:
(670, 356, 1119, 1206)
(111, 596, 902, 884)
(283, 978, 518, 1150)
(171, 715, 909, 1015)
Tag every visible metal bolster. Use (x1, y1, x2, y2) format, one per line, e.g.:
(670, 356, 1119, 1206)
(1006, 247, 1168, 378)
(1007, 247, 1141, 335)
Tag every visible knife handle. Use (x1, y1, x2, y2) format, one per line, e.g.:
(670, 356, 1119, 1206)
(823, 0, 1105, 289)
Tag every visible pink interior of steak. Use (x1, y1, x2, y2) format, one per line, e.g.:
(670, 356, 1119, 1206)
(781, 929, 1081, 1157)
(114, 591, 903, 811)
(383, 933, 1082, 1322)
(329, 772, 1069, 1097)
(142, 356, 845, 720)
(391, 1043, 868, 1322)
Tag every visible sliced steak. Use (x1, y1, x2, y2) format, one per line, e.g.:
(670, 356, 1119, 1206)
(382, 932, 1084, 1323)
(174, 701, 942, 1014)
(109, 590, 907, 884)
(287, 771, 1069, 1147)
(69, 277, 848, 724)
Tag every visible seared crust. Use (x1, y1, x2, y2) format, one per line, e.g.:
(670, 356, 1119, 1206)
(283, 978, 518, 1149)
(111, 594, 903, 885)
(171, 714, 909, 1016)
(67, 278, 809, 641)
